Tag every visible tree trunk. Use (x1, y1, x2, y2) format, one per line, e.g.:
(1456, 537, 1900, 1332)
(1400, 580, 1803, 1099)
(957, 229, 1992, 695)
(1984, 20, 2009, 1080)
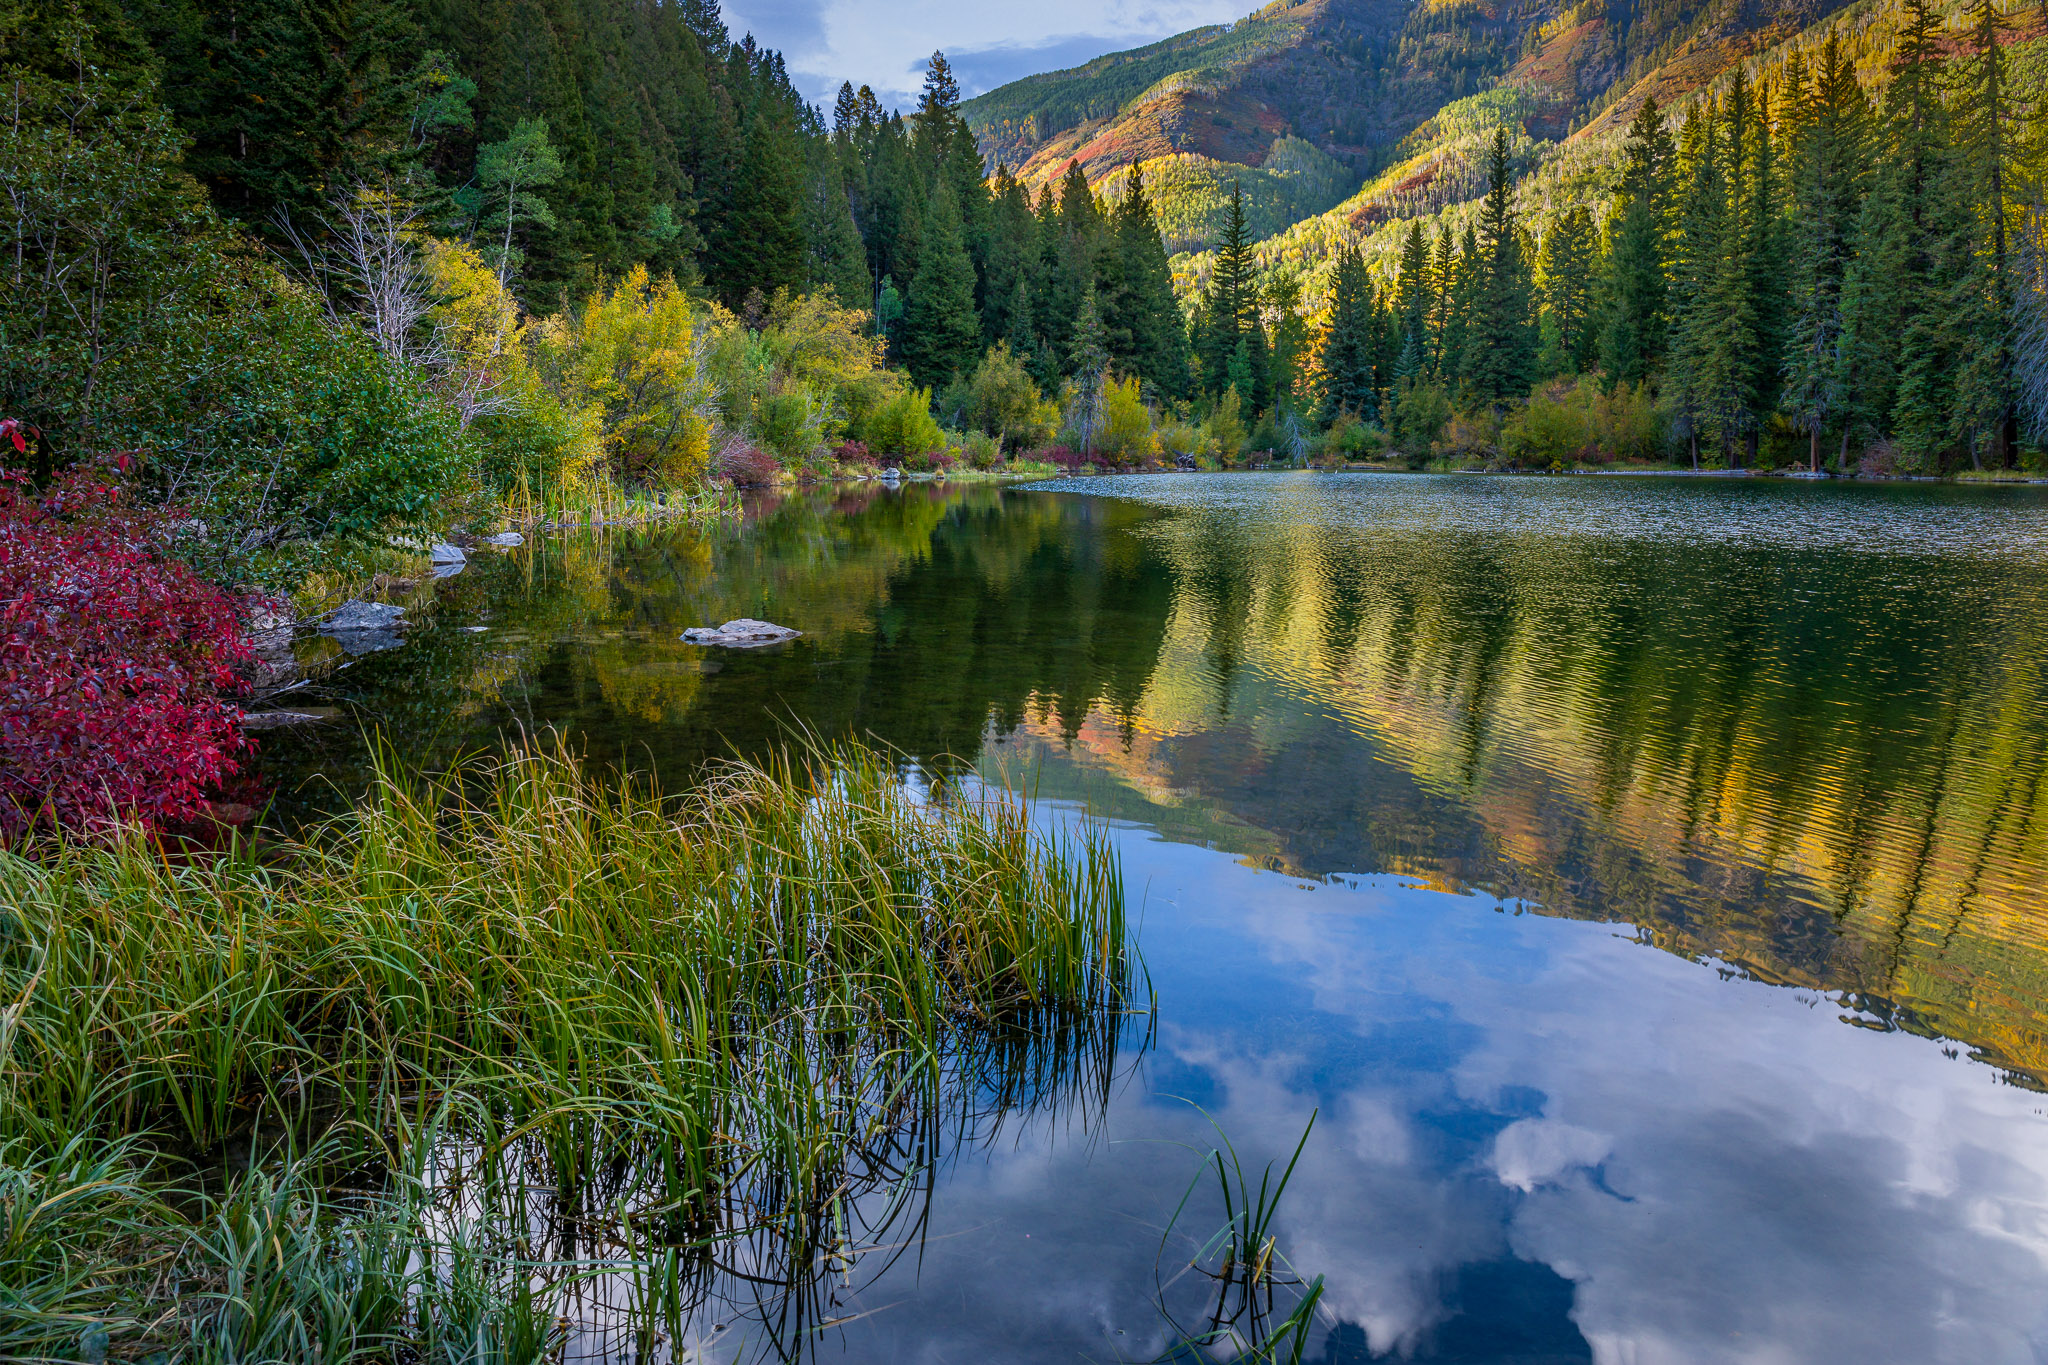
(1810, 427, 1820, 473)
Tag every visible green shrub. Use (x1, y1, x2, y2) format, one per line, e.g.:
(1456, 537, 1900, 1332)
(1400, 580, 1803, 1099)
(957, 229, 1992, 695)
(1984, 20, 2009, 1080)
(1392, 381, 1453, 454)
(861, 387, 947, 456)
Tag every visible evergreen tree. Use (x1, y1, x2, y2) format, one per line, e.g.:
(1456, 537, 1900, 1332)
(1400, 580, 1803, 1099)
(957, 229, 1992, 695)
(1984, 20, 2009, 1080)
(901, 178, 979, 388)
(1426, 226, 1457, 377)
(1782, 31, 1869, 470)
(1952, 0, 2020, 465)
(1668, 106, 1723, 465)
(1598, 97, 1675, 386)
(1198, 183, 1266, 401)
(1395, 221, 1432, 349)
(1316, 243, 1377, 419)
(711, 91, 805, 304)
(1462, 129, 1535, 406)
(1110, 165, 1189, 397)
(1537, 204, 1597, 372)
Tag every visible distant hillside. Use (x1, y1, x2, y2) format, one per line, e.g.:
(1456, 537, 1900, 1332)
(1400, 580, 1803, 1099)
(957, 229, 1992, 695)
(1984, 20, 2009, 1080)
(970, 0, 2044, 279)
(1173, 0, 2047, 298)
(961, 0, 1541, 250)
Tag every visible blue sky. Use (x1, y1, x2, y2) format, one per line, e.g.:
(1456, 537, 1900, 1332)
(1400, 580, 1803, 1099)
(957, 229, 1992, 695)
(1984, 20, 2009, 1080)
(720, 0, 1253, 111)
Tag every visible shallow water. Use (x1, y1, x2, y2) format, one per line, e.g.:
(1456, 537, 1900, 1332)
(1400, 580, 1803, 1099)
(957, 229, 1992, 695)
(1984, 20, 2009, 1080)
(263, 472, 2048, 1362)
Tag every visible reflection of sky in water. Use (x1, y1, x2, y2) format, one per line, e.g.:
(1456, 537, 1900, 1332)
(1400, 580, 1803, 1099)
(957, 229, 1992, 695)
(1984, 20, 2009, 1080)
(259, 481, 2048, 1361)
(819, 823, 2048, 1364)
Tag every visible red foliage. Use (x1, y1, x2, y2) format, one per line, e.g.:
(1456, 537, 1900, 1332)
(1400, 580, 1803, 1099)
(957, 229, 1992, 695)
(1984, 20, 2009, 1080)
(1034, 445, 1092, 472)
(831, 440, 876, 468)
(713, 438, 781, 486)
(0, 463, 255, 837)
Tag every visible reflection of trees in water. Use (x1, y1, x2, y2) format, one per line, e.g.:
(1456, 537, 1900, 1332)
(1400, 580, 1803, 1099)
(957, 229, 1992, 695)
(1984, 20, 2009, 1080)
(527, 997, 1142, 1363)
(1084, 512, 2048, 1083)
(259, 484, 2048, 1082)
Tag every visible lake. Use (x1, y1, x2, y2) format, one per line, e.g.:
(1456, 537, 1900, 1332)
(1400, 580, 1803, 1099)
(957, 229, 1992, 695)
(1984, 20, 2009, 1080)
(262, 472, 2048, 1363)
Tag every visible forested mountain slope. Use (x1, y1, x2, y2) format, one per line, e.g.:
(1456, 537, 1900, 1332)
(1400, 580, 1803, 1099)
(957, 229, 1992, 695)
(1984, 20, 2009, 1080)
(969, 0, 2040, 261)
(962, 0, 1545, 250)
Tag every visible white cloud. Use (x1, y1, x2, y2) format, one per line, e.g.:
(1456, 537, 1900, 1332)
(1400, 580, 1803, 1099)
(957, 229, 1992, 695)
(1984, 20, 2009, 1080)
(719, 0, 1252, 108)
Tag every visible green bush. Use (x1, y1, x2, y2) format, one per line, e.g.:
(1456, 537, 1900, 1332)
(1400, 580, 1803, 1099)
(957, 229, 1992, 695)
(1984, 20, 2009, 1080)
(861, 388, 947, 457)
(958, 343, 1055, 448)
(960, 430, 1003, 470)
(1392, 381, 1453, 454)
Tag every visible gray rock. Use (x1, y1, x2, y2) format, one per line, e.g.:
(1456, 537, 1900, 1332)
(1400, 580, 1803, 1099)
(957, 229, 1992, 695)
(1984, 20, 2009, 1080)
(240, 706, 341, 730)
(681, 618, 802, 649)
(880, 467, 902, 480)
(320, 600, 406, 631)
(319, 599, 407, 655)
(429, 542, 467, 578)
(484, 531, 525, 548)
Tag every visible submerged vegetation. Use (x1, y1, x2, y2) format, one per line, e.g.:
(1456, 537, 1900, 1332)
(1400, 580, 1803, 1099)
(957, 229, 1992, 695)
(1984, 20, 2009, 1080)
(0, 736, 1132, 1360)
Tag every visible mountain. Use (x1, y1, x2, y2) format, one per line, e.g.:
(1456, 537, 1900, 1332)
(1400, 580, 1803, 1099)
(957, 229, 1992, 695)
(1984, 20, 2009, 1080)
(970, 0, 2045, 272)
(961, 0, 1544, 251)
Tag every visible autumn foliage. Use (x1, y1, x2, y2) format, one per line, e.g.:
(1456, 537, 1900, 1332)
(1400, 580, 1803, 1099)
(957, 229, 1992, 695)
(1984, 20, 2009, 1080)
(0, 458, 254, 836)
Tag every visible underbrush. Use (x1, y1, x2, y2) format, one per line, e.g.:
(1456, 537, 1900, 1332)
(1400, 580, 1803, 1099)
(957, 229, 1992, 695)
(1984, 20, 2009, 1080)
(0, 737, 1132, 1361)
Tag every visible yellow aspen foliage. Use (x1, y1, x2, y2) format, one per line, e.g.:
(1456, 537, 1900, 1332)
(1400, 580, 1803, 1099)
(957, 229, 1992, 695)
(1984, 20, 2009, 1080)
(535, 265, 721, 485)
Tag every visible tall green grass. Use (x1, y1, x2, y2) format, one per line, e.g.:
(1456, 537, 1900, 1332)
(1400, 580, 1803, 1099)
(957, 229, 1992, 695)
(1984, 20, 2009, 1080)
(0, 736, 1131, 1361)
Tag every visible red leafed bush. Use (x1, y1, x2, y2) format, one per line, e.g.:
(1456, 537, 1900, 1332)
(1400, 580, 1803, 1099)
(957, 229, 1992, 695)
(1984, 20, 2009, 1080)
(1035, 445, 1091, 472)
(0, 462, 255, 837)
(831, 440, 875, 468)
(712, 436, 781, 486)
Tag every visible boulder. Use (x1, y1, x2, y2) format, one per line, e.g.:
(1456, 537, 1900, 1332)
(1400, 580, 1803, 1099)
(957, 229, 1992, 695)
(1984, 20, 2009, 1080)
(430, 542, 467, 578)
(319, 600, 407, 655)
(681, 618, 802, 648)
(484, 531, 525, 548)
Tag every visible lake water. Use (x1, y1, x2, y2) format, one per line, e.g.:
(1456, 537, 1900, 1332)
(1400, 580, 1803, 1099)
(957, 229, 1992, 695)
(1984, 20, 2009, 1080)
(263, 473, 2048, 1363)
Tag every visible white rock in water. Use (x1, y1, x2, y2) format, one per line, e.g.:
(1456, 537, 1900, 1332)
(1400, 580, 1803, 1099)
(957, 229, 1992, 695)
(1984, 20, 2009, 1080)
(485, 531, 525, 547)
(681, 618, 802, 648)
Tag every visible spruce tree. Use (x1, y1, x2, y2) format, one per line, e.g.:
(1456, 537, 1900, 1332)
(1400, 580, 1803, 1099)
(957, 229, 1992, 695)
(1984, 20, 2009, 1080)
(1426, 226, 1457, 377)
(901, 177, 980, 388)
(1537, 205, 1596, 372)
(1316, 242, 1377, 419)
(1395, 221, 1431, 350)
(1952, 0, 2019, 465)
(1668, 106, 1722, 465)
(712, 92, 805, 304)
(1598, 97, 1675, 387)
(1111, 165, 1189, 397)
(1198, 183, 1261, 395)
(1462, 129, 1535, 406)
(1782, 31, 1869, 470)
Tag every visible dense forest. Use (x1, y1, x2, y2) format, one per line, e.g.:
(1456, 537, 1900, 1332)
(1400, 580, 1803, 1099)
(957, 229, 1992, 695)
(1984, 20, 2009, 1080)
(3, 0, 2046, 612)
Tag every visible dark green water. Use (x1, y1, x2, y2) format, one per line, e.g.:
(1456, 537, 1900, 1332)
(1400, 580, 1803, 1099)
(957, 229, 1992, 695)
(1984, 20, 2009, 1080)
(262, 473, 2048, 1363)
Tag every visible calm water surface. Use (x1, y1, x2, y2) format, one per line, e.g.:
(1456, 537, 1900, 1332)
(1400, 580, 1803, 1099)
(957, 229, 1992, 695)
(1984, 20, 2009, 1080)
(263, 473, 2048, 1363)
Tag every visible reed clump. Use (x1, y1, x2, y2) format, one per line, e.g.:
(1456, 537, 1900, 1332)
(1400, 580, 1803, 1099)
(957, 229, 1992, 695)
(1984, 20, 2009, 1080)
(0, 736, 1130, 1361)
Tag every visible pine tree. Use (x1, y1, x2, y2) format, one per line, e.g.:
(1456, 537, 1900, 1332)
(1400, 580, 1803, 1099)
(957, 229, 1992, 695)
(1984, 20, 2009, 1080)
(1952, 0, 2020, 465)
(1426, 226, 1457, 377)
(1111, 165, 1189, 397)
(1198, 182, 1263, 397)
(901, 177, 980, 388)
(1668, 106, 1722, 465)
(1069, 282, 1110, 453)
(1782, 31, 1869, 470)
(1462, 129, 1535, 406)
(1395, 221, 1431, 350)
(1316, 242, 1377, 419)
(1598, 97, 1675, 387)
(1537, 205, 1596, 372)
(711, 91, 805, 304)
